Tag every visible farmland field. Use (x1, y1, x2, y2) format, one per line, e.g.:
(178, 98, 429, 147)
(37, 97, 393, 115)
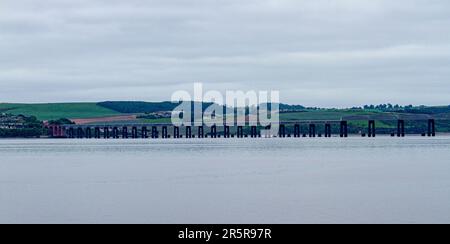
(0, 103, 121, 121)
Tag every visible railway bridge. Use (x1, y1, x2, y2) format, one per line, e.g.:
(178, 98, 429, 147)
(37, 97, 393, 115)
(47, 117, 440, 139)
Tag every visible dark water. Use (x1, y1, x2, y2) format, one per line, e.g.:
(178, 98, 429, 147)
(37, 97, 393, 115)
(1, 137, 450, 223)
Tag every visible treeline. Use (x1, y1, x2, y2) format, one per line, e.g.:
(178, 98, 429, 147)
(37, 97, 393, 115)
(0, 114, 43, 129)
(98, 101, 179, 113)
(48, 118, 74, 125)
(97, 101, 215, 113)
(0, 114, 45, 138)
(358, 104, 450, 114)
(99, 101, 309, 114)
(0, 128, 44, 138)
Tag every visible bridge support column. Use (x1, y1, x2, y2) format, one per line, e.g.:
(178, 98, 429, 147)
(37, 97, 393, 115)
(77, 127, 84, 139)
(368, 120, 376, 138)
(211, 125, 217, 138)
(60, 127, 65, 137)
(151, 127, 158, 138)
(60, 126, 65, 137)
(95, 127, 101, 139)
(224, 126, 230, 138)
(198, 126, 204, 138)
(340, 121, 348, 138)
(49, 126, 55, 137)
(162, 126, 168, 139)
(428, 119, 436, 137)
(113, 127, 119, 139)
(294, 124, 300, 138)
(309, 124, 316, 138)
(103, 127, 110, 139)
(122, 127, 128, 139)
(325, 124, 331, 138)
(250, 126, 257, 138)
(397, 120, 405, 137)
(174, 127, 180, 138)
(131, 127, 138, 139)
(279, 124, 286, 138)
(50, 126, 56, 137)
(142, 127, 148, 138)
(237, 126, 244, 138)
(69, 128, 75, 138)
(263, 125, 271, 138)
(86, 127, 92, 139)
(186, 126, 192, 138)
(56, 126, 61, 137)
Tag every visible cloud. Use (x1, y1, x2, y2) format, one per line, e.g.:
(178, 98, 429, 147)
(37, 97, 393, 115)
(1, 0, 450, 107)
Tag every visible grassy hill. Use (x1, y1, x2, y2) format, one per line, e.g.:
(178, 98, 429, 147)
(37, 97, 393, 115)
(279, 110, 381, 121)
(0, 103, 121, 121)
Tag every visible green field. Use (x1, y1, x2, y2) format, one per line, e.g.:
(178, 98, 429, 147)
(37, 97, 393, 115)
(139, 118, 172, 123)
(279, 110, 380, 121)
(0, 103, 121, 121)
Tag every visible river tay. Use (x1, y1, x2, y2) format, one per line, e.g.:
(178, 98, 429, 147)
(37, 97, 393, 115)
(1, 137, 450, 224)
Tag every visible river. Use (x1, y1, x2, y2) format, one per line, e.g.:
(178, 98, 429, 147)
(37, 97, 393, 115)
(1, 137, 449, 223)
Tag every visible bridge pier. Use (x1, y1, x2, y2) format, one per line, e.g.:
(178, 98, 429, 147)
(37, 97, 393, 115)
(309, 124, 316, 137)
(131, 127, 138, 139)
(122, 127, 128, 139)
(325, 124, 331, 138)
(68, 128, 74, 138)
(186, 126, 192, 138)
(211, 125, 217, 138)
(263, 125, 271, 138)
(86, 127, 92, 139)
(237, 126, 244, 138)
(50, 126, 56, 137)
(294, 124, 300, 138)
(77, 127, 83, 139)
(162, 126, 168, 139)
(112, 127, 119, 139)
(52, 126, 59, 138)
(60, 126, 65, 137)
(198, 126, 204, 138)
(279, 124, 286, 138)
(428, 119, 436, 137)
(95, 127, 101, 139)
(368, 120, 376, 137)
(142, 127, 148, 138)
(224, 126, 230, 138)
(397, 120, 405, 137)
(50, 126, 57, 137)
(340, 121, 348, 138)
(173, 127, 180, 138)
(103, 127, 110, 139)
(151, 126, 158, 138)
(49, 126, 55, 137)
(250, 126, 257, 138)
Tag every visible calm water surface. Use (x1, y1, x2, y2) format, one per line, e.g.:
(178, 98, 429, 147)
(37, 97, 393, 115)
(1, 137, 450, 224)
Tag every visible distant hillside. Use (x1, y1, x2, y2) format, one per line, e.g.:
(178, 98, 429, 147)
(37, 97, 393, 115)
(0, 103, 120, 121)
(98, 101, 307, 114)
(97, 101, 215, 113)
(399, 106, 450, 115)
(97, 101, 179, 113)
(279, 104, 306, 111)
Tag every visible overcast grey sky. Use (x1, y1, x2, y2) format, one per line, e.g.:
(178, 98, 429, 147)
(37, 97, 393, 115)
(1, 0, 449, 107)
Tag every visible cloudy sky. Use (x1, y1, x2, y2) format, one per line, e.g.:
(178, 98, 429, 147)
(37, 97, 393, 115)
(1, 0, 450, 107)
